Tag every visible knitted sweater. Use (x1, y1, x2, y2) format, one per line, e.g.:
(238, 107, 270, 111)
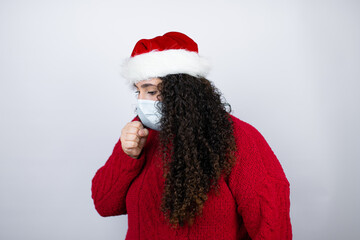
(91, 114, 292, 239)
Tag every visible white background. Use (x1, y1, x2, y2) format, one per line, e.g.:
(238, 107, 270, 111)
(1, 0, 359, 239)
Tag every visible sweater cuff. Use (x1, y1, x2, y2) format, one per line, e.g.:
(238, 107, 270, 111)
(114, 138, 146, 173)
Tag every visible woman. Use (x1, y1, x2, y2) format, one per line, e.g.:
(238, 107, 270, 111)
(91, 32, 292, 239)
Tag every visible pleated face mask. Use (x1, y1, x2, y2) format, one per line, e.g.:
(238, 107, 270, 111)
(136, 99, 163, 131)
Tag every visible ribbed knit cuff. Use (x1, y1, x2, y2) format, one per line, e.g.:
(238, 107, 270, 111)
(113, 138, 146, 173)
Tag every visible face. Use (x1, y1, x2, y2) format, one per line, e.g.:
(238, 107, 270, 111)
(134, 78, 162, 101)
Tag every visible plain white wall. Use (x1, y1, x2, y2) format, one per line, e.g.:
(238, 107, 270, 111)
(1, 0, 359, 239)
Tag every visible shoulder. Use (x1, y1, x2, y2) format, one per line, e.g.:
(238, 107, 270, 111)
(229, 114, 264, 141)
(229, 114, 277, 154)
(228, 114, 289, 185)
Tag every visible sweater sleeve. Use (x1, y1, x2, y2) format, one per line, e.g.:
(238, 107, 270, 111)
(91, 118, 146, 217)
(228, 119, 292, 239)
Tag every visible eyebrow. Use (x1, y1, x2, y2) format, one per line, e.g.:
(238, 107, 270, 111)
(133, 83, 156, 89)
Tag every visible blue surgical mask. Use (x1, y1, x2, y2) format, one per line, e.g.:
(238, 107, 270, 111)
(136, 99, 163, 131)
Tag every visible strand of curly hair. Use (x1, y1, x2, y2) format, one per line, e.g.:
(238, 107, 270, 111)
(154, 74, 238, 229)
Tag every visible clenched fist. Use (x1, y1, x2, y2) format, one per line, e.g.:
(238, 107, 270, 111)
(120, 121, 149, 159)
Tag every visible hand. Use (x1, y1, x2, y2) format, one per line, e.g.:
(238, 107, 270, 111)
(120, 121, 149, 159)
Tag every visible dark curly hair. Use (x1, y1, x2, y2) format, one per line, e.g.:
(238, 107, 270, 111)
(154, 74, 237, 229)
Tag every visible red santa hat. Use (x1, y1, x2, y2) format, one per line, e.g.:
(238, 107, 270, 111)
(121, 32, 211, 84)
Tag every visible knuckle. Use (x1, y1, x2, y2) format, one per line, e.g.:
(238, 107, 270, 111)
(131, 121, 142, 127)
(129, 127, 138, 134)
(125, 141, 137, 148)
(127, 133, 137, 141)
(125, 141, 132, 148)
(133, 135, 140, 142)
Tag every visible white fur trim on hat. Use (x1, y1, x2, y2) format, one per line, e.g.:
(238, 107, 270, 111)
(121, 49, 211, 84)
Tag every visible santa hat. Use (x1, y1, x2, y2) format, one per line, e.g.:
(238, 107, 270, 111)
(121, 32, 211, 85)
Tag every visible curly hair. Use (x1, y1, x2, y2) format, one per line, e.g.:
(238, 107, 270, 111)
(154, 74, 238, 229)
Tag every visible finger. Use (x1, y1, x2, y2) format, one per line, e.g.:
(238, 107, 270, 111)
(125, 133, 140, 142)
(138, 136, 147, 148)
(130, 121, 143, 129)
(139, 128, 149, 137)
(123, 141, 138, 149)
(126, 126, 141, 135)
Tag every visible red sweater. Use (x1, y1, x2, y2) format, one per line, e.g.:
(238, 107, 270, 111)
(91, 114, 292, 239)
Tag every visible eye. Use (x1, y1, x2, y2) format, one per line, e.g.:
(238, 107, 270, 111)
(148, 91, 158, 95)
(134, 90, 139, 94)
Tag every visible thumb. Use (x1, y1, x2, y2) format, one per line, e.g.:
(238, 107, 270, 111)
(138, 128, 149, 149)
(139, 128, 149, 137)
